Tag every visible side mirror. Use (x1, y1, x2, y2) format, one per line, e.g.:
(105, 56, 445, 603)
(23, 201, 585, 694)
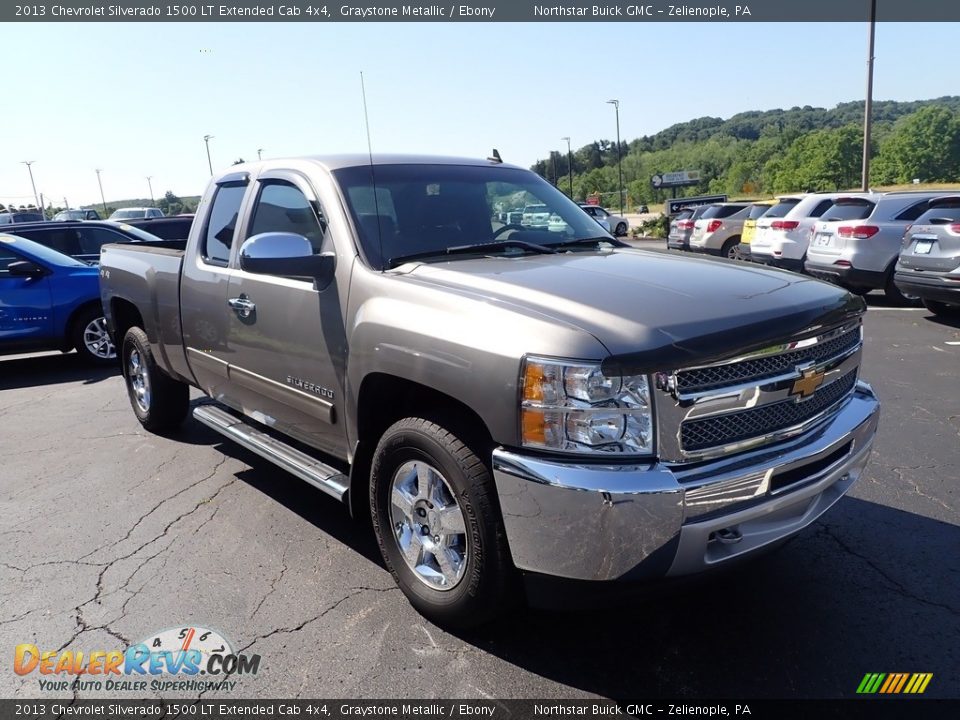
(239, 232, 336, 289)
(7, 260, 48, 278)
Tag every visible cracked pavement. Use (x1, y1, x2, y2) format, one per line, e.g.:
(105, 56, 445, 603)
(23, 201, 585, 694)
(0, 304, 957, 700)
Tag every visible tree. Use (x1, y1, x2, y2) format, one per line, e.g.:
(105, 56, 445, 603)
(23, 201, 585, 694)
(873, 106, 960, 184)
(232, 158, 246, 166)
(157, 190, 184, 216)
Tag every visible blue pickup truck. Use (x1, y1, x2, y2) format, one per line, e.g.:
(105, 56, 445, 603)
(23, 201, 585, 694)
(0, 233, 115, 364)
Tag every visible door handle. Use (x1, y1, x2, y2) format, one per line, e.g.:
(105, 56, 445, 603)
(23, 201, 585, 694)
(227, 296, 256, 319)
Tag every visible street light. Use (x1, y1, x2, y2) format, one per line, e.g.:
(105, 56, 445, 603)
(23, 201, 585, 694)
(606, 99, 623, 215)
(257, 148, 264, 160)
(21, 161, 41, 214)
(561, 136, 573, 198)
(203, 134, 215, 175)
(861, 0, 877, 191)
(95, 169, 107, 215)
(146, 176, 155, 206)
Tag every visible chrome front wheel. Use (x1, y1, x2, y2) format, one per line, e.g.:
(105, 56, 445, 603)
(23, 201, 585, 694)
(390, 460, 468, 591)
(82, 316, 116, 360)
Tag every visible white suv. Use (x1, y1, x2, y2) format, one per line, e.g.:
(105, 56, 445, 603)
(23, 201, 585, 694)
(750, 193, 877, 272)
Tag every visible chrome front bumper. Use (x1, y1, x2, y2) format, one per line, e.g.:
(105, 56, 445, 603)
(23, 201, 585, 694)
(492, 381, 879, 582)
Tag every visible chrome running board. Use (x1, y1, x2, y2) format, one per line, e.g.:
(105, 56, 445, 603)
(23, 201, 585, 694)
(193, 404, 348, 502)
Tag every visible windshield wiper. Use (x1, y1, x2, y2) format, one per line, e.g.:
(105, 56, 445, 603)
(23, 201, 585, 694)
(387, 239, 557, 268)
(550, 236, 628, 249)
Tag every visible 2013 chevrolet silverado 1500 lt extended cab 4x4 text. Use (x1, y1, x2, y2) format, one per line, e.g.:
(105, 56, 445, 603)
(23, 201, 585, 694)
(99, 154, 880, 627)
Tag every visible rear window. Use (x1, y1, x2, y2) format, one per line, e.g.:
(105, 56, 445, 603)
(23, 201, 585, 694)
(820, 200, 876, 222)
(672, 209, 693, 221)
(764, 199, 801, 218)
(916, 200, 960, 224)
(700, 204, 747, 220)
(747, 204, 773, 220)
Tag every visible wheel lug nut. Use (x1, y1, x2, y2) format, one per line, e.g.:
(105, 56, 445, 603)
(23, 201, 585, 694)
(433, 535, 440, 543)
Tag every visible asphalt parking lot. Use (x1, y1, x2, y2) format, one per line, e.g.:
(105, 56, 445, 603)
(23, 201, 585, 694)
(1, 261, 958, 700)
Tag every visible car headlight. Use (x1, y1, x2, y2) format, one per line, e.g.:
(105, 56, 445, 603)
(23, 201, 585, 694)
(520, 356, 654, 455)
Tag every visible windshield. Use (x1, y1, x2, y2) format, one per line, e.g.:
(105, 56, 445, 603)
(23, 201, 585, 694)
(56, 211, 86, 220)
(333, 164, 610, 269)
(748, 204, 774, 220)
(0, 235, 89, 268)
(110, 209, 144, 219)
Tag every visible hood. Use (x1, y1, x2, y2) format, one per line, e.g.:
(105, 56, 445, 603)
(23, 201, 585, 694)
(406, 248, 864, 373)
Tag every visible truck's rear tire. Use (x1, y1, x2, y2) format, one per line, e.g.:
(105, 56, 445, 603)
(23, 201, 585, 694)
(121, 327, 189, 432)
(369, 417, 515, 628)
(71, 306, 116, 365)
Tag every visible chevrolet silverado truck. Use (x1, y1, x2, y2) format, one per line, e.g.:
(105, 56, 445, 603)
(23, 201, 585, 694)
(99, 154, 880, 627)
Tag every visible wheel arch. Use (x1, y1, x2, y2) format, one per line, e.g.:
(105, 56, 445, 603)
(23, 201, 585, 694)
(347, 372, 494, 523)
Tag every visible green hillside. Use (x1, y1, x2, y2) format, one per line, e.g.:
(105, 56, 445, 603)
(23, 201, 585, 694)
(533, 97, 960, 205)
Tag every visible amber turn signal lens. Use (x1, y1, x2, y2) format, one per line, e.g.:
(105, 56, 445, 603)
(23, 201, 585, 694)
(522, 362, 546, 402)
(521, 409, 546, 445)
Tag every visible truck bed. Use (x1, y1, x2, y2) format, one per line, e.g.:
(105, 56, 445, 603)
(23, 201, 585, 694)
(99, 242, 192, 383)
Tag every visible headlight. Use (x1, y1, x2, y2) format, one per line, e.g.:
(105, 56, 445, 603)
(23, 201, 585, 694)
(520, 357, 654, 455)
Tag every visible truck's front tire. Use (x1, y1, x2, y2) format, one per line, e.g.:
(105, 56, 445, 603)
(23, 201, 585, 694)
(121, 327, 189, 432)
(370, 417, 515, 628)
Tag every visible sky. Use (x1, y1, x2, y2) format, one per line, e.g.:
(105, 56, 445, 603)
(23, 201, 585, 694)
(0, 21, 958, 209)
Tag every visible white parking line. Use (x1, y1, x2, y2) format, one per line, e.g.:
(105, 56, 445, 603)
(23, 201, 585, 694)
(867, 307, 925, 311)
(946, 341, 960, 346)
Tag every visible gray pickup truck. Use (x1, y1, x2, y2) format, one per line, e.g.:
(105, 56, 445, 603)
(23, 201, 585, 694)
(100, 154, 880, 627)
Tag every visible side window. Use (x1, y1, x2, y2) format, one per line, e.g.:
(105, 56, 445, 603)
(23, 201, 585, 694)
(203, 183, 247, 266)
(77, 227, 127, 255)
(0, 247, 20, 274)
(29, 228, 81, 257)
(247, 182, 327, 253)
(895, 201, 930, 222)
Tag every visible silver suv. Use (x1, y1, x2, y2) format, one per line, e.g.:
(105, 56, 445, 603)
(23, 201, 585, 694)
(688, 202, 751, 258)
(667, 205, 709, 250)
(895, 195, 960, 318)
(751, 193, 877, 272)
(805, 192, 949, 303)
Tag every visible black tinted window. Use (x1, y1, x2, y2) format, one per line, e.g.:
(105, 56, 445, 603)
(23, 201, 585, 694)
(248, 182, 327, 253)
(916, 202, 960, 224)
(203, 183, 246, 265)
(23, 228, 81, 256)
(77, 227, 128, 255)
(821, 201, 876, 221)
(0, 247, 19, 273)
(764, 199, 801, 218)
(894, 200, 931, 222)
(809, 200, 836, 218)
(748, 204, 772, 220)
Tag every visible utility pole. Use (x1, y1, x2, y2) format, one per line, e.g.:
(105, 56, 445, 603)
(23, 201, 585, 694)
(95, 169, 107, 215)
(257, 148, 263, 160)
(64, 197, 70, 210)
(21, 161, 41, 213)
(203, 134, 215, 175)
(146, 176, 155, 205)
(561, 136, 573, 198)
(606, 100, 623, 215)
(861, 0, 877, 191)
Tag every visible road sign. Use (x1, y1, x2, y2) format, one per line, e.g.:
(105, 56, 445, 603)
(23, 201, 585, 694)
(665, 194, 728, 216)
(651, 170, 702, 189)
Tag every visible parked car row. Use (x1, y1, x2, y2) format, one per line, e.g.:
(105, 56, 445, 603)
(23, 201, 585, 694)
(0, 215, 194, 364)
(668, 190, 960, 314)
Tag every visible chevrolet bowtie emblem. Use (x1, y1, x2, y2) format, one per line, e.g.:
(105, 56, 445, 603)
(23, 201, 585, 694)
(791, 368, 826, 399)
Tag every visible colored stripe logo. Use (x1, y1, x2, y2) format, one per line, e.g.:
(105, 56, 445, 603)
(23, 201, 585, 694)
(857, 673, 933, 694)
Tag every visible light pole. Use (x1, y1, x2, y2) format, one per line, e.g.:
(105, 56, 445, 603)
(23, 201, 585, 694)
(606, 100, 623, 215)
(203, 134, 215, 175)
(95, 169, 107, 215)
(561, 136, 573, 198)
(861, 0, 877, 191)
(21, 161, 41, 214)
(257, 148, 263, 161)
(146, 176, 155, 206)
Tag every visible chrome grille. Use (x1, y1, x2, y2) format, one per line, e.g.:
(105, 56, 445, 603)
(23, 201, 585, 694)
(676, 325, 861, 394)
(681, 369, 858, 452)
